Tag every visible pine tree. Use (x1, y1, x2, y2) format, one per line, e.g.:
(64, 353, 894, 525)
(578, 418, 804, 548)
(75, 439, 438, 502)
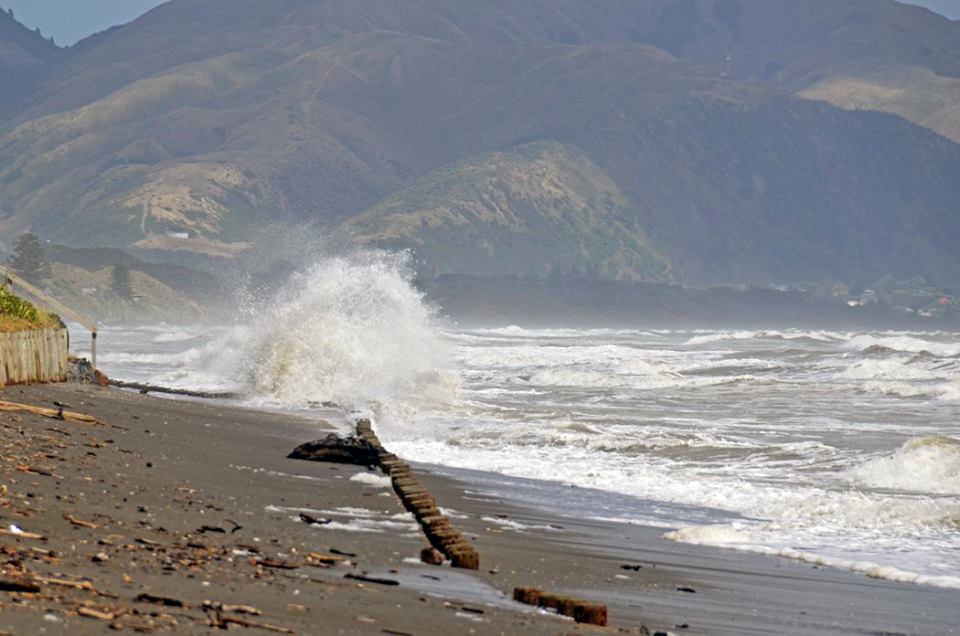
(111, 262, 134, 299)
(8, 233, 51, 284)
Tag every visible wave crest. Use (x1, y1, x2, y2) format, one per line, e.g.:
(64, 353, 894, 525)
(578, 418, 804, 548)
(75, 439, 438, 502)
(848, 436, 960, 495)
(240, 252, 453, 408)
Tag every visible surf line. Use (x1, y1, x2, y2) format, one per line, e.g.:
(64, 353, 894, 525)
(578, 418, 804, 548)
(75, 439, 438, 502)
(355, 418, 481, 570)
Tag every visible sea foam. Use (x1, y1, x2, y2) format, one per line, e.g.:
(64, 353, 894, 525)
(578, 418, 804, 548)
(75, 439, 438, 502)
(848, 436, 960, 495)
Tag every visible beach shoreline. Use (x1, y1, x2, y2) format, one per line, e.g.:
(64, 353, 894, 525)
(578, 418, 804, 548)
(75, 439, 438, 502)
(1, 383, 957, 635)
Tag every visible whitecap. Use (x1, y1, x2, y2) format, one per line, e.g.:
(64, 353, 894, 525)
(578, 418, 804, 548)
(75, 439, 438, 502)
(848, 436, 960, 495)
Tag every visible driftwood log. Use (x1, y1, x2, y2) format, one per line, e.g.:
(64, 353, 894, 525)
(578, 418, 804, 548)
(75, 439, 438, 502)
(0, 400, 96, 424)
(288, 433, 379, 466)
(109, 380, 238, 399)
(512, 587, 608, 626)
(289, 420, 482, 571)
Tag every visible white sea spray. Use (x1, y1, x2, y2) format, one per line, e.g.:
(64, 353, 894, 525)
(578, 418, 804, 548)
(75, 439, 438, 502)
(244, 252, 453, 408)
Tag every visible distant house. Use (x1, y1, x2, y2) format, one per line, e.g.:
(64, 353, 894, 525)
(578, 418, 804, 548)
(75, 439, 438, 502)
(830, 283, 850, 297)
(856, 289, 878, 305)
(166, 231, 189, 240)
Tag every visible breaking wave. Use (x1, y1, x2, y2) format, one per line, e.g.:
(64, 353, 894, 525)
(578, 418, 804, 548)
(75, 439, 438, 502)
(242, 252, 453, 408)
(848, 436, 960, 495)
(131, 252, 454, 409)
(842, 356, 960, 401)
(685, 329, 839, 346)
(846, 334, 960, 358)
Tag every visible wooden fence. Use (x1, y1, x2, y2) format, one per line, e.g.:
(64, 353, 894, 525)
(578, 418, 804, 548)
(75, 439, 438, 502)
(0, 328, 69, 387)
(2, 267, 98, 371)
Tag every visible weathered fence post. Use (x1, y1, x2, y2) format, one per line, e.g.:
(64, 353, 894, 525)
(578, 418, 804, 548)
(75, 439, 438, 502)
(0, 328, 69, 386)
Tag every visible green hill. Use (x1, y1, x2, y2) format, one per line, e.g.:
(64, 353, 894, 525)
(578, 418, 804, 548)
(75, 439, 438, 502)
(656, 0, 960, 143)
(344, 141, 673, 282)
(1, 0, 959, 285)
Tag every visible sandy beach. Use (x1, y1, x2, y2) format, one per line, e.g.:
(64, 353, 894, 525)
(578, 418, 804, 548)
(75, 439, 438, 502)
(1, 382, 958, 635)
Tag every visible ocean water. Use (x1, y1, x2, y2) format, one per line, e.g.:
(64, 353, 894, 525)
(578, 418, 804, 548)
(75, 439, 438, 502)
(76, 255, 960, 590)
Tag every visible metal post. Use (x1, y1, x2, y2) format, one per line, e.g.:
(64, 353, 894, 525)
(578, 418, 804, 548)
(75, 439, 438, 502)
(91, 331, 98, 373)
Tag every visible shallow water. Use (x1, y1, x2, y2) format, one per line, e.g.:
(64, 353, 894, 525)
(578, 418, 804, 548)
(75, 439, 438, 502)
(73, 259, 960, 591)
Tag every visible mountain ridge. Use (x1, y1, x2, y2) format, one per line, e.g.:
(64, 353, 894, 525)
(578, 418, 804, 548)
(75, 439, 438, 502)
(1, 0, 959, 286)
(0, 7, 61, 114)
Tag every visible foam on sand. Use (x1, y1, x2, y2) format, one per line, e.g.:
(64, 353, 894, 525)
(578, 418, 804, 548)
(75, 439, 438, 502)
(665, 523, 960, 590)
(349, 472, 392, 487)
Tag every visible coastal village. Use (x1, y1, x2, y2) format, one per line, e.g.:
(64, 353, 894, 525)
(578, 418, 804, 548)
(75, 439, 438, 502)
(789, 278, 957, 321)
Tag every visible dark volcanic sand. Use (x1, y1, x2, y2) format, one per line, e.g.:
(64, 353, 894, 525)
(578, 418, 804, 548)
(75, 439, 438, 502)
(1, 383, 957, 635)
(0, 384, 600, 635)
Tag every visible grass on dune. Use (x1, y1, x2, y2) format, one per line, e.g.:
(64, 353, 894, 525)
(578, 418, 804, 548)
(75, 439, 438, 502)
(0, 287, 62, 332)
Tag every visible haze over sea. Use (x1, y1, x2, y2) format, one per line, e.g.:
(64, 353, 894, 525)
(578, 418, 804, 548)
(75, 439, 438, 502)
(80, 255, 960, 591)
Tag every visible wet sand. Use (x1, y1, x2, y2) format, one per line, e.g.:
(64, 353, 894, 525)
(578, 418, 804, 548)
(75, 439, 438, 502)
(1, 383, 957, 635)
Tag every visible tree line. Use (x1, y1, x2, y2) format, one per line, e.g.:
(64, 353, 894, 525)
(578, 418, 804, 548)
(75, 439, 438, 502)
(5, 233, 133, 299)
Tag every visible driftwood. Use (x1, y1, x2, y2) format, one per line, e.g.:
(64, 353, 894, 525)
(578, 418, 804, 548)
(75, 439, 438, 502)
(344, 573, 399, 586)
(202, 601, 262, 615)
(35, 576, 95, 591)
(206, 606, 295, 634)
(0, 528, 45, 540)
(287, 434, 378, 466)
(64, 514, 98, 529)
(0, 400, 96, 423)
(305, 553, 350, 567)
(0, 577, 41, 593)
(512, 587, 608, 626)
(212, 615, 295, 634)
(77, 606, 116, 621)
(109, 380, 238, 400)
(254, 559, 299, 570)
(350, 418, 481, 571)
(299, 513, 331, 526)
(136, 592, 187, 607)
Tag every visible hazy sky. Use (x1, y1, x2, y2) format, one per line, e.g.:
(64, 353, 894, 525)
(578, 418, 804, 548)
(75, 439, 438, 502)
(0, 0, 167, 45)
(1, 0, 958, 46)
(912, 0, 960, 20)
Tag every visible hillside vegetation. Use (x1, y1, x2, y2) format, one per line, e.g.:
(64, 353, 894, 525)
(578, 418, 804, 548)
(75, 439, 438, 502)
(800, 65, 960, 142)
(1, 0, 959, 285)
(45, 262, 209, 323)
(0, 287, 61, 332)
(345, 141, 673, 281)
